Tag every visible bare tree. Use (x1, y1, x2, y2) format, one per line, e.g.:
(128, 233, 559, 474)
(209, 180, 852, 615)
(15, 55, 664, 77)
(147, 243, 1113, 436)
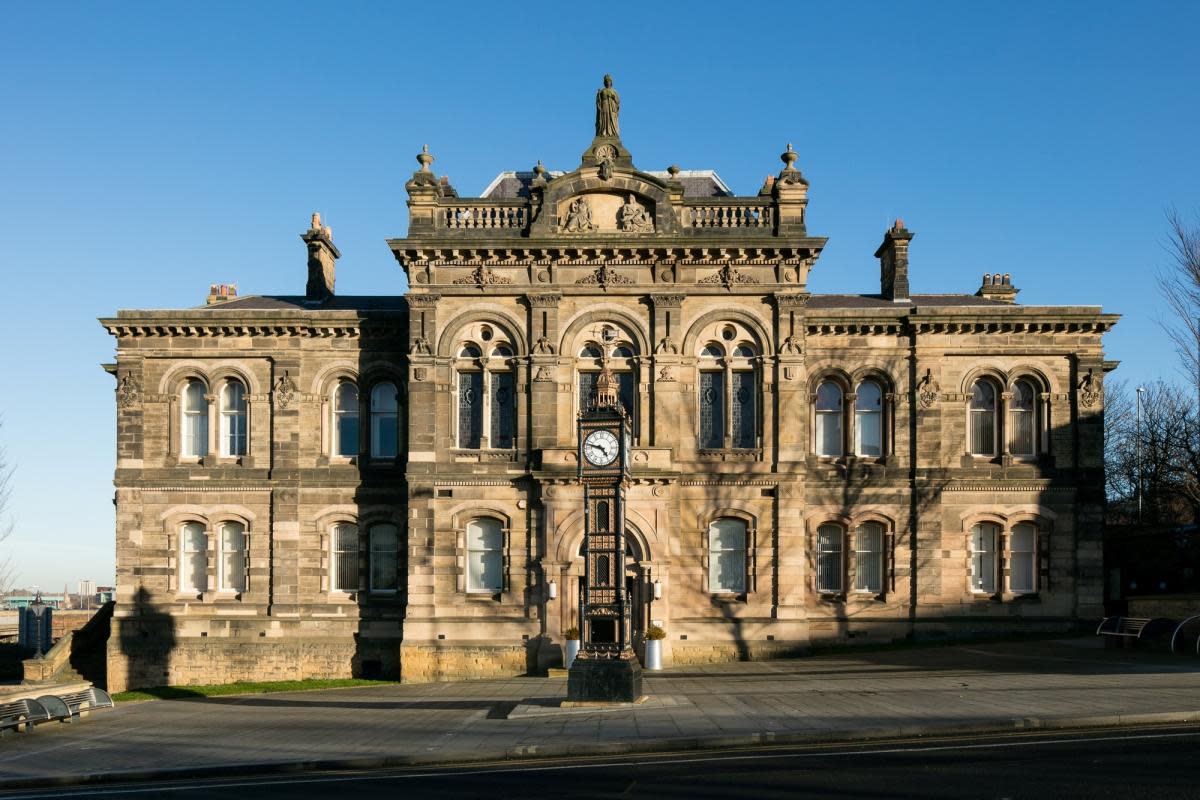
(1156, 208, 1200, 388)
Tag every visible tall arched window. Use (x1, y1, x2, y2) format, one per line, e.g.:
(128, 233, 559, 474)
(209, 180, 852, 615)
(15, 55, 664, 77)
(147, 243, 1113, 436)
(971, 522, 1000, 593)
(969, 380, 998, 456)
(466, 518, 503, 594)
(855, 522, 884, 594)
(219, 379, 247, 457)
(369, 523, 399, 592)
(698, 343, 724, 449)
(855, 380, 883, 457)
(816, 523, 844, 593)
(708, 518, 747, 593)
(455, 341, 515, 449)
(180, 521, 208, 594)
(1008, 379, 1036, 457)
(815, 381, 843, 457)
(1010, 523, 1037, 593)
(331, 522, 359, 592)
(370, 382, 398, 458)
(182, 379, 208, 458)
(731, 343, 757, 449)
(489, 346, 515, 449)
(578, 338, 636, 432)
(332, 381, 359, 458)
(218, 521, 246, 593)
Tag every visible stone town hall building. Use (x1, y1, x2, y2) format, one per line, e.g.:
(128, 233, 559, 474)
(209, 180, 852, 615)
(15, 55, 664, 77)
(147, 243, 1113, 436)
(102, 79, 1117, 691)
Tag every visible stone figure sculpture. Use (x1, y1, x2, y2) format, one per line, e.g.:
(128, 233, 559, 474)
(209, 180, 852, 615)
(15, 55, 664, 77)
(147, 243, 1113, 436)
(618, 194, 653, 232)
(595, 74, 620, 137)
(562, 197, 596, 233)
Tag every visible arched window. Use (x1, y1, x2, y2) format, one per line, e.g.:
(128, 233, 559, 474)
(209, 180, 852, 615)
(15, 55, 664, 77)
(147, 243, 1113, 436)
(971, 522, 1000, 593)
(1008, 380, 1037, 457)
(855, 522, 885, 594)
(579, 344, 604, 359)
(611, 345, 635, 359)
(699, 365, 725, 449)
(855, 381, 883, 457)
(815, 382, 843, 457)
(331, 522, 359, 592)
(332, 381, 359, 458)
(969, 380, 998, 456)
(369, 523, 398, 592)
(700, 343, 723, 359)
(733, 343, 756, 358)
(708, 518, 747, 593)
(596, 554, 611, 586)
(180, 522, 207, 594)
(466, 518, 503, 594)
(181, 379, 208, 458)
(578, 337, 636, 432)
(595, 500, 610, 531)
(816, 523, 844, 594)
(731, 345, 756, 449)
(370, 383, 398, 459)
(1010, 523, 1037, 593)
(456, 340, 514, 450)
(218, 521, 246, 593)
(219, 379, 247, 457)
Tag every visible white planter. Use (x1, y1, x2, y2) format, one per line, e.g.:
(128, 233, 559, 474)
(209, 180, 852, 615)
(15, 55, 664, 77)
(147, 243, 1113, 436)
(645, 638, 662, 670)
(565, 639, 581, 669)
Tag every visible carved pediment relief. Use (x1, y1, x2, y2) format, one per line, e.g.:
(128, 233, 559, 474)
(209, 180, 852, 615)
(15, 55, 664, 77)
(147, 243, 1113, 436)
(557, 192, 655, 234)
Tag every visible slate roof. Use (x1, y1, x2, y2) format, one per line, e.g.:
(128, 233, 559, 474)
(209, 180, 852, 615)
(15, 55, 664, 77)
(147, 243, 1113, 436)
(807, 294, 1015, 309)
(480, 169, 731, 199)
(197, 295, 409, 312)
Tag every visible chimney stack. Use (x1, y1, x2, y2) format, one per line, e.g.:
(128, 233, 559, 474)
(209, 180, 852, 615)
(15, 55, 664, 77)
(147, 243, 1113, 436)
(875, 219, 913, 302)
(976, 272, 1019, 303)
(302, 212, 340, 302)
(206, 283, 237, 305)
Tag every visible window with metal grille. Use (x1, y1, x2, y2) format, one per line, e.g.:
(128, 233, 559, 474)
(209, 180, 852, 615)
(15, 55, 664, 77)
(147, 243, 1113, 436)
(971, 522, 999, 593)
(815, 382, 843, 456)
(466, 518, 503, 594)
(708, 518, 746, 593)
(855, 523, 884, 594)
(970, 380, 998, 456)
(181, 522, 207, 593)
(182, 379, 208, 458)
(219, 521, 246, 593)
(369, 524, 399, 593)
(1010, 523, 1037, 593)
(331, 523, 359, 592)
(816, 524, 844, 593)
(220, 380, 247, 457)
(1009, 380, 1036, 456)
(699, 371, 724, 448)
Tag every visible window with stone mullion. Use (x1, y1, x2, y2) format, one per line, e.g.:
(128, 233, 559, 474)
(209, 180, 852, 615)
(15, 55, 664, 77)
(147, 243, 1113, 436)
(458, 371, 483, 449)
(489, 371, 515, 449)
(732, 371, 755, 448)
(699, 370, 725, 449)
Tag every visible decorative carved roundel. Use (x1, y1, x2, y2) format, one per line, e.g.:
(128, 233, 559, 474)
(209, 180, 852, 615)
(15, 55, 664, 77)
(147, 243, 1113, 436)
(594, 144, 617, 162)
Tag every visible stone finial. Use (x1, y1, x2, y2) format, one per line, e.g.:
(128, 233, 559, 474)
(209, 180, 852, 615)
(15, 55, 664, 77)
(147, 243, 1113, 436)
(417, 144, 434, 172)
(667, 164, 681, 178)
(776, 142, 808, 189)
(311, 211, 321, 230)
(781, 142, 799, 169)
(533, 160, 547, 178)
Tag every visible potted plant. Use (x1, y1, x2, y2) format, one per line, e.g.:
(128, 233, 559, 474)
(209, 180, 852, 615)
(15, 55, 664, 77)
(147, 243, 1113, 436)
(644, 625, 666, 670)
(564, 626, 581, 669)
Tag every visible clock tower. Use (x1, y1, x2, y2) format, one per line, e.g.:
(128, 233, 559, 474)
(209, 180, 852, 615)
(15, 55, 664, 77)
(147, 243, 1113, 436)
(569, 360, 644, 702)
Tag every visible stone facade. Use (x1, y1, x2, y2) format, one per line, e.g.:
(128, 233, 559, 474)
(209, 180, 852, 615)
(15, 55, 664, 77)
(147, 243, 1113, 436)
(102, 81, 1117, 691)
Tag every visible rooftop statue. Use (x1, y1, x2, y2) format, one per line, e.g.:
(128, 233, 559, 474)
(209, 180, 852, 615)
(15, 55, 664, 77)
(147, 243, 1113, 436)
(595, 74, 620, 137)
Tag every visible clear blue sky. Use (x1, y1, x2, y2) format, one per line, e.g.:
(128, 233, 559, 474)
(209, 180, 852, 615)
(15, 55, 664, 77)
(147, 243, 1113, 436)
(1, 2, 1197, 590)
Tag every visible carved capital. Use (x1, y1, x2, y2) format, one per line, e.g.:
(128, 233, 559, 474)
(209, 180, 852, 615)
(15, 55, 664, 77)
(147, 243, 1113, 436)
(651, 293, 687, 308)
(405, 293, 442, 308)
(526, 292, 562, 308)
(775, 292, 810, 308)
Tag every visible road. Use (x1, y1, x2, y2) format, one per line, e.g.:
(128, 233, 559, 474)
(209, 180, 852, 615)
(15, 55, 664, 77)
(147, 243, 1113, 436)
(3, 725, 1198, 799)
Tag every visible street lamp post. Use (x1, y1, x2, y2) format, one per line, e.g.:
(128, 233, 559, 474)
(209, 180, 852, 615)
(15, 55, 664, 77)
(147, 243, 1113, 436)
(1136, 385, 1146, 526)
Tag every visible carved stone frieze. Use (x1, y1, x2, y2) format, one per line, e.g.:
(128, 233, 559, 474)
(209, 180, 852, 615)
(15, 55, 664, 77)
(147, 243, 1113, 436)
(559, 197, 597, 234)
(617, 194, 654, 233)
(699, 264, 759, 287)
(452, 265, 513, 286)
(576, 264, 634, 286)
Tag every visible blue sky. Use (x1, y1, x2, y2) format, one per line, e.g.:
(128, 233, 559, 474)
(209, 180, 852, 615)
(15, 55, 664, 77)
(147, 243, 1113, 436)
(1, 2, 1198, 589)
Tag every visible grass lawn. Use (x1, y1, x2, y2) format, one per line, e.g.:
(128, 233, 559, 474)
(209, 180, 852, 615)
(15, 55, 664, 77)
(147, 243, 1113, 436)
(113, 677, 398, 703)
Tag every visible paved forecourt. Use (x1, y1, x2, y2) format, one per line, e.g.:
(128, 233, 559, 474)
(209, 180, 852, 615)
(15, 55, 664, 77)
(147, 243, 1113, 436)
(2, 638, 1199, 787)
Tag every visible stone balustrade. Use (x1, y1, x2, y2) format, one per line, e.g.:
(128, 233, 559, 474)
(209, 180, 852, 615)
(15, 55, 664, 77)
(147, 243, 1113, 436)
(443, 204, 528, 230)
(685, 202, 774, 230)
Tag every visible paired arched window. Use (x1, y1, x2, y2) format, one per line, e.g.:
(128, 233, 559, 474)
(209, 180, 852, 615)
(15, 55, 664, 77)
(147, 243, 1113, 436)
(218, 521, 246, 593)
(181, 379, 208, 458)
(970, 520, 1042, 595)
(708, 518, 747, 593)
(219, 380, 247, 457)
(332, 381, 359, 458)
(466, 518, 503, 594)
(815, 378, 888, 458)
(815, 521, 888, 596)
(969, 376, 1042, 459)
(456, 342, 515, 449)
(368, 523, 399, 592)
(578, 337, 637, 432)
(370, 383, 399, 458)
(698, 340, 758, 450)
(180, 521, 207, 594)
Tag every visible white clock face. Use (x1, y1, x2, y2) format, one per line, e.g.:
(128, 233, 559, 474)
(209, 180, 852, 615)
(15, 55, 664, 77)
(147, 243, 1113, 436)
(584, 429, 619, 466)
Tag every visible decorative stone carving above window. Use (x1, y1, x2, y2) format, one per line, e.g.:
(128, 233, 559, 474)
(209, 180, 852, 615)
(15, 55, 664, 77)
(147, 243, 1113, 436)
(452, 265, 513, 286)
(576, 264, 634, 286)
(699, 264, 759, 287)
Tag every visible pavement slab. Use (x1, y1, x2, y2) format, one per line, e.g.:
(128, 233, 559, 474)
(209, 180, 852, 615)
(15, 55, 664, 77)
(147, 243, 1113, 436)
(2, 638, 1199, 788)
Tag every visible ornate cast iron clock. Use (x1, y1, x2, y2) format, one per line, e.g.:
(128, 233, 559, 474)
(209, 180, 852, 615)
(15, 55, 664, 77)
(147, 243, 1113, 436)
(569, 361, 642, 701)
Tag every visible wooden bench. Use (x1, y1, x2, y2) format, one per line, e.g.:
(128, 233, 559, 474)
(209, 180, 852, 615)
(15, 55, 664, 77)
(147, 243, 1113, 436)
(37, 687, 114, 723)
(1096, 616, 1175, 646)
(0, 698, 51, 734)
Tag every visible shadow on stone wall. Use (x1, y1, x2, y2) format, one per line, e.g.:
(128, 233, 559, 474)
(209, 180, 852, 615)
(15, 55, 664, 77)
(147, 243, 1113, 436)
(69, 601, 113, 688)
(119, 587, 176, 689)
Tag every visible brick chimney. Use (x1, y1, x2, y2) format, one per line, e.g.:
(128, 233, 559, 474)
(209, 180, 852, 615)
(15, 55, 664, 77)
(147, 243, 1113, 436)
(875, 219, 913, 302)
(206, 283, 237, 305)
(302, 212, 340, 302)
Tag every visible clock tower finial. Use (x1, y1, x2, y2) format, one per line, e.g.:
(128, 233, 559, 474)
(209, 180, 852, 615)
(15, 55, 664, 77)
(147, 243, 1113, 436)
(590, 358, 621, 412)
